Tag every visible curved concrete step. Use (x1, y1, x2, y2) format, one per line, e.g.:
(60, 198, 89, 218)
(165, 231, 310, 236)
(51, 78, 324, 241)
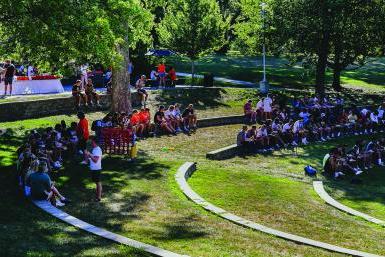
(175, 162, 382, 257)
(33, 200, 189, 257)
(313, 181, 385, 226)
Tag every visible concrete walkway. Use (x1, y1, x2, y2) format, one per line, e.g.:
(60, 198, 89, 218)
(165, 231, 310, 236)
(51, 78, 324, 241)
(313, 181, 385, 226)
(176, 72, 256, 87)
(175, 162, 382, 257)
(33, 200, 189, 257)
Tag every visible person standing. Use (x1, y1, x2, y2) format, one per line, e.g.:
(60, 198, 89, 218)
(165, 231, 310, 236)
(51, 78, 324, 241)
(77, 112, 90, 161)
(157, 62, 166, 88)
(27, 64, 35, 77)
(168, 66, 177, 87)
(127, 61, 134, 85)
(85, 137, 103, 202)
(3, 60, 15, 96)
(80, 63, 89, 90)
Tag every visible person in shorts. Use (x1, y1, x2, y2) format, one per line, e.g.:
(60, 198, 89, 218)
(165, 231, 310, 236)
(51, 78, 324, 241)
(157, 62, 166, 87)
(135, 75, 148, 107)
(77, 112, 89, 162)
(85, 78, 101, 106)
(3, 60, 15, 96)
(72, 80, 88, 108)
(84, 136, 103, 201)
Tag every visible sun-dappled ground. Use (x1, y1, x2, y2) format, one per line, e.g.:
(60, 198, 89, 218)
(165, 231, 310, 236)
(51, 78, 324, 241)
(2, 87, 385, 256)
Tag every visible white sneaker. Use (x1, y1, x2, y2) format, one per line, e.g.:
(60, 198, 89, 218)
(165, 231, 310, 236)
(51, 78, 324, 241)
(292, 141, 298, 146)
(53, 161, 62, 169)
(321, 137, 326, 142)
(355, 169, 364, 175)
(326, 136, 331, 140)
(337, 132, 341, 137)
(56, 199, 65, 207)
(78, 150, 84, 155)
(354, 132, 359, 136)
(80, 160, 88, 165)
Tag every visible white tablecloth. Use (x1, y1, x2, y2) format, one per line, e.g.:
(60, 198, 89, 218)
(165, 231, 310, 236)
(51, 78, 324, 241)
(0, 79, 65, 95)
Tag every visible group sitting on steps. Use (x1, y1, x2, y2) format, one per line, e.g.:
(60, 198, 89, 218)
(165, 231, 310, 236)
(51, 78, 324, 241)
(238, 94, 385, 152)
(323, 139, 385, 179)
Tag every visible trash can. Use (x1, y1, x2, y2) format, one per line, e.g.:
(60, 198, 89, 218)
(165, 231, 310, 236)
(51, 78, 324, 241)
(203, 73, 214, 87)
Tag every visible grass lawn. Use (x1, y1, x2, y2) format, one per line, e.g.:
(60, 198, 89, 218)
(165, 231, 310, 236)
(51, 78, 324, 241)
(169, 54, 385, 92)
(2, 87, 385, 256)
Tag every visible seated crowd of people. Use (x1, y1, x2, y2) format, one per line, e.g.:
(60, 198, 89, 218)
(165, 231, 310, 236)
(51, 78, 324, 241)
(72, 78, 101, 108)
(93, 103, 198, 138)
(323, 138, 385, 179)
(17, 102, 199, 206)
(16, 116, 87, 206)
(238, 93, 385, 152)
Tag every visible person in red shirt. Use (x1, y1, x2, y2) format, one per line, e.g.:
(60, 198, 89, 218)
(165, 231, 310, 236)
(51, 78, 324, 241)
(130, 110, 144, 137)
(157, 62, 166, 88)
(77, 112, 89, 164)
(168, 66, 177, 87)
(138, 108, 151, 135)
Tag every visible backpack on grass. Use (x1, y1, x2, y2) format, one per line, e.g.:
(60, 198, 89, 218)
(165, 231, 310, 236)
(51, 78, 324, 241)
(304, 165, 318, 176)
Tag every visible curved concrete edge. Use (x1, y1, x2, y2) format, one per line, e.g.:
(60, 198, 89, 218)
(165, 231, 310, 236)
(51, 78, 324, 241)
(313, 181, 385, 226)
(33, 200, 189, 257)
(176, 162, 382, 257)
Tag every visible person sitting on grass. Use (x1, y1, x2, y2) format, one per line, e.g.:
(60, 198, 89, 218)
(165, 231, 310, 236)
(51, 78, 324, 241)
(130, 109, 144, 137)
(182, 104, 197, 131)
(244, 100, 256, 124)
(26, 161, 69, 207)
(154, 105, 176, 135)
(135, 75, 148, 108)
(85, 78, 101, 107)
(257, 123, 272, 152)
(139, 108, 151, 135)
(72, 80, 88, 108)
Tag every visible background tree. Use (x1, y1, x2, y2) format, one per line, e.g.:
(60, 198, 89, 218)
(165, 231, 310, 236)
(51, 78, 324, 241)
(327, 0, 385, 91)
(0, 0, 153, 112)
(157, 0, 228, 85)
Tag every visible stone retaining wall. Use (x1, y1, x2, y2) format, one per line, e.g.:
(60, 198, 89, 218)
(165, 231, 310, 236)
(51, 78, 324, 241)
(0, 92, 141, 122)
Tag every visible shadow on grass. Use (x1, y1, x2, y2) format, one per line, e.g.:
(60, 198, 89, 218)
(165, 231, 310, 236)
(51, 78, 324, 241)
(156, 87, 230, 110)
(152, 215, 208, 241)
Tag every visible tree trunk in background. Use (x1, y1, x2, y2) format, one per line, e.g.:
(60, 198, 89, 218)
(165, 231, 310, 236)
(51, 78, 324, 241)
(315, 31, 330, 96)
(332, 42, 343, 92)
(191, 59, 195, 87)
(111, 45, 132, 113)
(332, 68, 342, 91)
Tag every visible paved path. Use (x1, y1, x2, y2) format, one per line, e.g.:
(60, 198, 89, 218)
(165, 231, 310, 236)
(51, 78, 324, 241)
(33, 200, 189, 257)
(175, 162, 382, 257)
(176, 72, 256, 87)
(313, 181, 385, 226)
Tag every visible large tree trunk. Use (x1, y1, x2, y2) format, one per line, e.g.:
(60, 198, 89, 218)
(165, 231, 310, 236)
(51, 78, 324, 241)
(315, 0, 331, 96)
(332, 68, 342, 92)
(331, 41, 343, 92)
(191, 59, 195, 87)
(315, 31, 330, 96)
(111, 45, 132, 113)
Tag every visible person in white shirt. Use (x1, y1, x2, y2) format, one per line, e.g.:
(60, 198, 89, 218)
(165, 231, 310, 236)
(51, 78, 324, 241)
(172, 103, 183, 131)
(256, 124, 270, 150)
(27, 65, 34, 77)
(85, 137, 103, 202)
(370, 111, 379, 133)
(80, 63, 89, 90)
(164, 105, 177, 131)
(293, 118, 309, 145)
(150, 70, 158, 81)
(263, 94, 273, 120)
